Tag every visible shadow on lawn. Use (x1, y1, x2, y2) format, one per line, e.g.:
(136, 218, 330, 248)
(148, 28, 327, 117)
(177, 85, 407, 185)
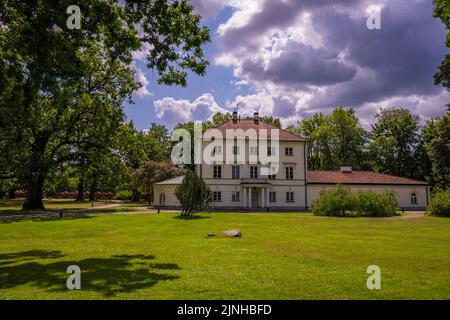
(0, 213, 96, 224)
(0, 251, 180, 297)
(172, 214, 211, 220)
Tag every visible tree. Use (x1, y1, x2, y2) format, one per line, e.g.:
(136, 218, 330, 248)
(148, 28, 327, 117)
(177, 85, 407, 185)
(328, 107, 367, 169)
(175, 170, 213, 216)
(433, 0, 450, 96)
(286, 107, 367, 170)
(130, 161, 185, 206)
(0, 0, 210, 209)
(369, 108, 420, 177)
(427, 113, 450, 190)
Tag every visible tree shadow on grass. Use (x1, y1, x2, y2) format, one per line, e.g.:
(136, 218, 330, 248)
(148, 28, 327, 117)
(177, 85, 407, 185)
(172, 214, 211, 220)
(0, 213, 96, 224)
(0, 251, 180, 297)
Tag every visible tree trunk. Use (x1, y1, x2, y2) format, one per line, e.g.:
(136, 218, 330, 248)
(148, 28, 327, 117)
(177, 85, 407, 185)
(131, 187, 140, 202)
(8, 188, 16, 199)
(89, 174, 97, 201)
(22, 174, 45, 210)
(76, 179, 84, 202)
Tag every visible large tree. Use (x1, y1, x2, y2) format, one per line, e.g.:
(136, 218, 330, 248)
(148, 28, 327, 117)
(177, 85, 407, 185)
(0, 0, 210, 209)
(369, 108, 420, 177)
(287, 107, 367, 170)
(427, 113, 450, 190)
(433, 0, 450, 96)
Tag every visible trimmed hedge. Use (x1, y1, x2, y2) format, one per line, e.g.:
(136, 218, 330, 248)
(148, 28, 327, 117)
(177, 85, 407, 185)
(427, 190, 450, 217)
(311, 185, 398, 217)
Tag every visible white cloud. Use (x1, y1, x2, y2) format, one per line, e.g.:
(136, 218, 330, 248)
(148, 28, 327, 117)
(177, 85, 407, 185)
(154, 93, 228, 126)
(132, 64, 152, 98)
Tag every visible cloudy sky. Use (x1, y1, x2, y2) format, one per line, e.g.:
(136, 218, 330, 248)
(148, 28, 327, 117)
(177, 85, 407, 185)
(125, 0, 449, 130)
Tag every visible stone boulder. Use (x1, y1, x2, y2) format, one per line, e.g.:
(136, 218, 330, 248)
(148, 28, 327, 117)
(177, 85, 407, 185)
(222, 230, 241, 237)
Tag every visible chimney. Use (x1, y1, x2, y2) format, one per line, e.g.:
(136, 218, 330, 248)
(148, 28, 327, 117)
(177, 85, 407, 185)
(341, 166, 352, 173)
(253, 112, 259, 123)
(232, 111, 238, 123)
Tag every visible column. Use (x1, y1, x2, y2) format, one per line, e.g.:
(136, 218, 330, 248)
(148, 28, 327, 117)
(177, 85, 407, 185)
(261, 188, 265, 208)
(266, 188, 270, 208)
(248, 188, 252, 208)
(243, 187, 247, 208)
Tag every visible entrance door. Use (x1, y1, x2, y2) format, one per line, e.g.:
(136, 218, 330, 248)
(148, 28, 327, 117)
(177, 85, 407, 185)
(251, 189, 259, 208)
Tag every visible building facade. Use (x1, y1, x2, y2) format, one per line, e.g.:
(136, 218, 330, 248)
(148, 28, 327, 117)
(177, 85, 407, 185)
(154, 114, 430, 211)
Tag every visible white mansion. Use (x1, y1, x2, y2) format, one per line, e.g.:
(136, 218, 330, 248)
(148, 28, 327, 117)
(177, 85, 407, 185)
(154, 112, 429, 211)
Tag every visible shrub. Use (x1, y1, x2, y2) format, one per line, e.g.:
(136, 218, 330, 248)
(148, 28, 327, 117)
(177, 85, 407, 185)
(175, 171, 213, 216)
(311, 185, 398, 217)
(427, 190, 450, 217)
(311, 185, 353, 216)
(113, 190, 132, 200)
(353, 190, 398, 217)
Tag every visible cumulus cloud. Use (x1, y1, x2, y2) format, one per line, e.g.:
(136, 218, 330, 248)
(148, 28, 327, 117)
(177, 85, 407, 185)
(132, 63, 152, 98)
(154, 93, 228, 126)
(190, 0, 228, 19)
(213, 0, 449, 125)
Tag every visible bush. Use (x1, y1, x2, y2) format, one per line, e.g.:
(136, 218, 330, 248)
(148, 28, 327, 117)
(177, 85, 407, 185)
(311, 185, 398, 217)
(175, 171, 213, 216)
(353, 190, 398, 217)
(113, 190, 132, 200)
(427, 190, 450, 217)
(311, 185, 353, 216)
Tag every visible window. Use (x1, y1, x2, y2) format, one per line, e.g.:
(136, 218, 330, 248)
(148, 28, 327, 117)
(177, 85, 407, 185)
(159, 193, 166, 206)
(267, 146, 276, 156)
(286, 167, 294, 180)
(269, 173, 276, 180)
(250, 166, 258, 179)
(232, 191, 240, 202)
(232, 166, 240, 179)
(286, 192, 294, 202)
(269, 192, 276, 202)
(212, 145, 222, 156)
(411, 193, 418, 205)
(250, 146, 258, 155)
(268, 166, 277, 180)
(285, 147, 293, 156)
(213, 165, 222, 179)
(213, 191, 222, 202)
(232, 145, 240, 155)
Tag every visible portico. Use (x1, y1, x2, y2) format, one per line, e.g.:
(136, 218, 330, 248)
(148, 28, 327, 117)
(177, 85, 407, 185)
(242, 185, 270, 209)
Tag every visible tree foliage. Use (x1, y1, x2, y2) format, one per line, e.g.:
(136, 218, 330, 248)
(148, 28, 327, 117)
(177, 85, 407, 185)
(175, 170, 213, 216)
(287, 107, 367, 170)
(427, 189, 450, 217)
(369, 108, 420, 177)
(433, 0, 450, 95)
(0, 0, 210, 209)
(311, 185, 398, 217)
(130, 160, 184, 205)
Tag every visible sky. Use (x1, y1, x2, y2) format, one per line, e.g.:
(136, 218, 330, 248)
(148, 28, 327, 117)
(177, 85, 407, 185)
(124, 0, 450, 131)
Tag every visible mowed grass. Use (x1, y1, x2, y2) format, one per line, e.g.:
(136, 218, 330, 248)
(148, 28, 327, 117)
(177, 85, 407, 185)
(0, 209, 449, 300)
(0, 199, 144, 215)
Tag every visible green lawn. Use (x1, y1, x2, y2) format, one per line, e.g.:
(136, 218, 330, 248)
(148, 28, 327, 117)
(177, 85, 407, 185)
(0, 199, 144, 215)
(0, 207, 449, 299)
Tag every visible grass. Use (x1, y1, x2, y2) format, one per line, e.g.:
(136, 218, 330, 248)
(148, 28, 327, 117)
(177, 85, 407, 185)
(0, 199, 146, 216)
(0, 202, 449, 299)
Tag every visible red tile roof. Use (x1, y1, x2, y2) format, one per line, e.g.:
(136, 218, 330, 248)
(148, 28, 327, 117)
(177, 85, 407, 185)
(307, 171, 427, 185)
(215, 119, 308, 142)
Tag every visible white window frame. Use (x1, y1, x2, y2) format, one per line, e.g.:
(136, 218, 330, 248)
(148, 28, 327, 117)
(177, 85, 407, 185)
(213, 165, 222, 179)
(213, 191, 222, 202)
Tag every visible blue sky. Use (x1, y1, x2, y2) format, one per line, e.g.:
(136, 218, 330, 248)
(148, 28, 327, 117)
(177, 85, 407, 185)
(124, 0, 449, 131)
